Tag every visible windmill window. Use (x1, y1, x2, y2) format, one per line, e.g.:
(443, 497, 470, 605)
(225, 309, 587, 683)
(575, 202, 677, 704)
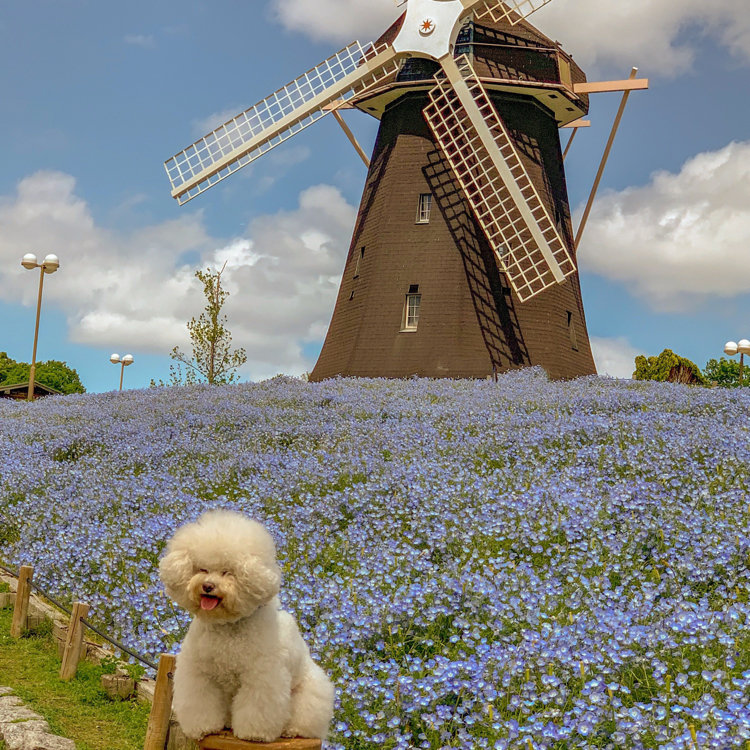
(567, 311, 578, 351)
(416, 193, 433, 224)
(403, 287, 421, 331)
(353, 247, 365, 278)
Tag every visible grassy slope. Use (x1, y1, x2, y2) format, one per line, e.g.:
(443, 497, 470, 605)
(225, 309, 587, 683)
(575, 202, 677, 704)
(0, 606, 149, 750)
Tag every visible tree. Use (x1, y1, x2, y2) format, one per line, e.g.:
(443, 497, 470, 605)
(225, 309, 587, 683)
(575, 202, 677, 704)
(633, 349, 704, 385)
(167, 263, 247, 385)
(703, 357, 749, 387)
(0, 352, 85, 394)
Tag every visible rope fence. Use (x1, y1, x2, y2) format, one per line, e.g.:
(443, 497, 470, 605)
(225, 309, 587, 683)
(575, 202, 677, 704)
(0, 560, 158, 671)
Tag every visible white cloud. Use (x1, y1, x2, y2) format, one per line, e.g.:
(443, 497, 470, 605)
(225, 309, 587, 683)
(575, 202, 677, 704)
(124, 34, 155, 48)
(577, 140, 750, 312)
(590, 336, 643, 378)
(0, 171, 355, 381)
(269, 0, 399, 44)
(534, 0, 750, 75)
(215, 185, 357, 372)
(267, 0, 750, 77)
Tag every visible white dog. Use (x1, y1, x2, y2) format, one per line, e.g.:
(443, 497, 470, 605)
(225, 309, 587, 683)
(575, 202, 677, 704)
(159, 510, 335, 742)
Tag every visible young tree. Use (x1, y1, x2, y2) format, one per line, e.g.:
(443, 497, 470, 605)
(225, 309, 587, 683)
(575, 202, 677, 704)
(703, 357, 749, 387)
(633, 349, 704, 385)
(169, 263, 247, 385)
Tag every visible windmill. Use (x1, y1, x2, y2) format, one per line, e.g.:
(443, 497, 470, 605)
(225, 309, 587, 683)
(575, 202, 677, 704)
(165, 0, 647, 381)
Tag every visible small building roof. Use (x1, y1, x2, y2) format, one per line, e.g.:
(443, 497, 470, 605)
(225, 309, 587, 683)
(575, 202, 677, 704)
(0, 381, 63, 399)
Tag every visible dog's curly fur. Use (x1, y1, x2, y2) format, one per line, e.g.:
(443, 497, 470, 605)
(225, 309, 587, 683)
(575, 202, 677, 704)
(159, 510, 334, 742)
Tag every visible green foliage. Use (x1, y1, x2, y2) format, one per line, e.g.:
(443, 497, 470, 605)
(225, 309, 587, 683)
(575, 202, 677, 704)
(633, 349, 705, 385)
(0, 352, 85, 394)
(154, 263, 247, 386)
(100, 655, 146, 682)
(703, 357, 750, 387)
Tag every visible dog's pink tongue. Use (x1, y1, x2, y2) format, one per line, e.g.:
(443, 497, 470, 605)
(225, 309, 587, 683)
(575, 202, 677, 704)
(200, 596, 219, 611)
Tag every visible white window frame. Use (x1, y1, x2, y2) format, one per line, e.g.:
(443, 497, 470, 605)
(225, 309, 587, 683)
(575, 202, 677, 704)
(402, 293, 421, 331)
(567, 311, 578, 351)
(416, 193, 432, 224)
(353, 246, 364, 278)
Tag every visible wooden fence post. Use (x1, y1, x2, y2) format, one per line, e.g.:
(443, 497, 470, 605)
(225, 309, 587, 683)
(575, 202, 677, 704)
(59, 601, 90, 680)
(10, 565, 33, 638)
(144, 653, 176, 750)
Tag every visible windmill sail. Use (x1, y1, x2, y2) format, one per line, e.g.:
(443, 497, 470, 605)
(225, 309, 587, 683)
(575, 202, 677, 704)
(165, 42, 400, 204)
(424, 55, 575, 302)
(462, 0, 555, 24)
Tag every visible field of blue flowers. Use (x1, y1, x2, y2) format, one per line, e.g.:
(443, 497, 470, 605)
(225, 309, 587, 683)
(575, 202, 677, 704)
(0, 369, 748, 749)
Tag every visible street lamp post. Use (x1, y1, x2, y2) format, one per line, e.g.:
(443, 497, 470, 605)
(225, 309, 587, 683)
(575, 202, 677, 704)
(21, 253, 60, 401)
(110, 353, 134, 391)
(723, 339, 750, 386)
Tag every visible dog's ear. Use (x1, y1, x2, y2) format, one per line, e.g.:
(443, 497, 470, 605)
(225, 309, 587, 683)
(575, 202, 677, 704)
(237, 554, 281, 604)
(159, 548, 194, 606)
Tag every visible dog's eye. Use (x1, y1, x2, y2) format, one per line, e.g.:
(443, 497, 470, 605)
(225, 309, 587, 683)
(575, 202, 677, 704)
(221, 570, 229, 576)
(198, 569, 208, 574)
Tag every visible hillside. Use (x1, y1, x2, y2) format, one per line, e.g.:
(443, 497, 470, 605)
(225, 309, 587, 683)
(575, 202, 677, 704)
(1, 370, 749, 749)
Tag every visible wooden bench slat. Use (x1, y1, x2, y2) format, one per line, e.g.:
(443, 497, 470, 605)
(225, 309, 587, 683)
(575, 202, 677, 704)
(199, 732, 321, 750)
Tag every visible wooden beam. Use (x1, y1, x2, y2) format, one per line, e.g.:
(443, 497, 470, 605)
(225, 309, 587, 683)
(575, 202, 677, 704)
(575, 68, 639, 250)
(322, 100, 354, 111)
(574, 78, 648, 94)
(561, 119, 590, 129)
(331, 110, 371, 167)
(562, 127, 580, 161)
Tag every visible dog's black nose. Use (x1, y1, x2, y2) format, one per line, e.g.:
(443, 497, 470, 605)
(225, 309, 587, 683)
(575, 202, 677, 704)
(202, 582, 215, 593)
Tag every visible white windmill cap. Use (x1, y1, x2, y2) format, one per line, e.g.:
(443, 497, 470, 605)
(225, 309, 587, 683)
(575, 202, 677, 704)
(122, 354, 134, 365)
(21, 253, 38, 269)
(724, 341, 738, 356)
(110, 353, 121, 363)
(738, 339, 750, 355)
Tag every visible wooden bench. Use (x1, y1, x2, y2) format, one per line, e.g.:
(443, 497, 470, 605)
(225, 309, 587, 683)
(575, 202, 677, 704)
(144, 655, 323, 750)
(199, 732, 321, 750)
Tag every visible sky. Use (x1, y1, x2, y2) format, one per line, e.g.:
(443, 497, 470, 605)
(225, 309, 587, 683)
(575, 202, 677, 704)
(1, 0, 749, 393)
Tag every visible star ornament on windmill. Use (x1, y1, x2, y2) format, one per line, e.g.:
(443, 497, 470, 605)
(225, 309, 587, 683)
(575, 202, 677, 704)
(165, 0, 648, 381)
(420, 18, 436, 34)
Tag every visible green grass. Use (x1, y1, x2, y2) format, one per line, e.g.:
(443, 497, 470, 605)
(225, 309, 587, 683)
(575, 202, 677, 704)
(0, 605, 150, 750)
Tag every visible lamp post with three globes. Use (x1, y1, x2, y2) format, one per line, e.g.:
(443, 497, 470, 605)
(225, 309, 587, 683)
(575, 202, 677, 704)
(723, 339, 750, 387)
(110, 353, 134, 391)
(21, 253, 60, 401)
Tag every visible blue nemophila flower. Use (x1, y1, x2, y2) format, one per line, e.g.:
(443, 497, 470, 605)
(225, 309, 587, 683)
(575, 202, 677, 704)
(1, 370, 749, 748)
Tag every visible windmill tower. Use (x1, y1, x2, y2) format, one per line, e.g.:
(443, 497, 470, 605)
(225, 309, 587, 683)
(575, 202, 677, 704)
(165, 0, 647, 381)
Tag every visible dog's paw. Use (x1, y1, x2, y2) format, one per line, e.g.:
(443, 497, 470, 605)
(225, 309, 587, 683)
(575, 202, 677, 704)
(233, 718, 285, 744)
(178, 720, 225, 740)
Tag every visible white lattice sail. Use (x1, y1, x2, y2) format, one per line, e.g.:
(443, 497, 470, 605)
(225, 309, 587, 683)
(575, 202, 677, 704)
(467, 0, 554, 25)
(165, 42, 400, 204)
(424, 55, 575, 302)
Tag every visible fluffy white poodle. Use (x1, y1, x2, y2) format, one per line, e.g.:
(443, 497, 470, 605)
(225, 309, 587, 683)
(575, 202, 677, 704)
(159, 510, 335, 742)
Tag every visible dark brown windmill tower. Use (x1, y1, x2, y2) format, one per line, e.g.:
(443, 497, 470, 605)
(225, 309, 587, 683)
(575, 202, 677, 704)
(165, 0, 648, 381)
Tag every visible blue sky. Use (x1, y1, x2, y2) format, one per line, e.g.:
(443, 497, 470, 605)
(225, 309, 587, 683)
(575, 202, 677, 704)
(1, 0, 749, 392)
